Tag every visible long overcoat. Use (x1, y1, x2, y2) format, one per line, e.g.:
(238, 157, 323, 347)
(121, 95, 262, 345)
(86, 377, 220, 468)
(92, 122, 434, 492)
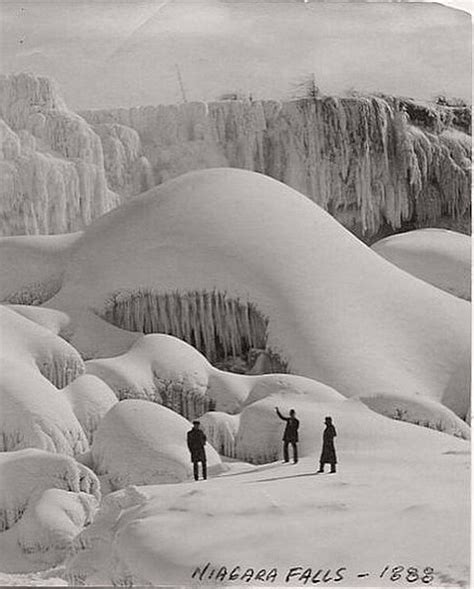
(320, 424, 337, 464)
(187, 428, 207, 462)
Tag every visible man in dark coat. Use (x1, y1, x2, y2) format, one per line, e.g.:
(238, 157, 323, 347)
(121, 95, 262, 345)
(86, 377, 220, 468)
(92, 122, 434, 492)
(275, 407, 299, 463)
(317, 416, 337, 473)
(187, 420, 207, 481)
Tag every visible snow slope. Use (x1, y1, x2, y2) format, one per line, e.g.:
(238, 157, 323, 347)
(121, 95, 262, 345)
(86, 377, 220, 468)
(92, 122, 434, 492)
(372, 229, 471, 301)
(0, 233, 81, 305)
(48, 168, 470, 417)
(66, 409, 470, 587)
(90, 400, 225, 489)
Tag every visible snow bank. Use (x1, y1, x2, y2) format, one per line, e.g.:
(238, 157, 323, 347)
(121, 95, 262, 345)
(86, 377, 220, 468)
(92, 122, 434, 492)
(372, 229, 471, 301)
(50, 169, 470, 417)
(356, 392, 470, 439)
(90, 400, 224, 489)
(0, 359, 88, 456)
(0, 305, 84, 388)
(0, 73, 119, 236)
(81, 97, 471, 238)
(5, 305, 71, 335)
(0, 233, 80, 305)
(16, 489, 98, 566)
(0, 449, 99, 532)
(62, 375, 118, 444)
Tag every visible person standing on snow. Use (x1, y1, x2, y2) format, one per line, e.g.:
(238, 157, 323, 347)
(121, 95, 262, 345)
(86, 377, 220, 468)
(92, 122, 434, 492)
(317, 416, 337, 473)
(187, 420, 207, 481)
(275, 407, 300, 463)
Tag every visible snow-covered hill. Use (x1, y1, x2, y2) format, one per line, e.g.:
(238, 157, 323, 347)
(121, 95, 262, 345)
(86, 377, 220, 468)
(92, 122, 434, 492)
(47, 168, 469, 418)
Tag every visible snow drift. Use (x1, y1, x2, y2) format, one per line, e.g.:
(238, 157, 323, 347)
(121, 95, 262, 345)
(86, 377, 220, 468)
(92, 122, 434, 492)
(372, 228, 471, 301)
(90, 400, 225, 489)
(0, 73, 119, 236)
(49, 169, 470, 418)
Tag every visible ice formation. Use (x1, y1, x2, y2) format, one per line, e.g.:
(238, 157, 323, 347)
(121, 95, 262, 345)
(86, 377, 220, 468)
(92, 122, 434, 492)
(0, 449, 99, 532)
(49, 169, 470, 418)
(0, 305, 84, 388)
(62, 375, 118, 444)
(91, 123, 153, 197)
(16, 489, 98, 566)
(0, 359, 89, 456)
(90, 400, 225, 489)
(81, 96, 471, 238)
(0, 233, 81, 305)
(372, 228, 471, 300)
(0, 73, 119, 236)
(198, 412, 240, 458)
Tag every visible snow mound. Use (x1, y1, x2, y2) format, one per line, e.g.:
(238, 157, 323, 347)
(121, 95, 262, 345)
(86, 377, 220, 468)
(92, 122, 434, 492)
(0, 73, 119, 236)
(0, 233, 81, 305)
(86, 334, 344, 421)
(372, 229, 471, 301)
(356, 392, 470, 440)
(50, 169, 470, 417)
(62, 375, 118, 444)
(0, 449, 99, 532)
(5, 305, 71, 335)
(0, 305, 84, 388)
(16, 489, 98, 566)
(0, 359, 88, 456)
(90, 400, 225, 489)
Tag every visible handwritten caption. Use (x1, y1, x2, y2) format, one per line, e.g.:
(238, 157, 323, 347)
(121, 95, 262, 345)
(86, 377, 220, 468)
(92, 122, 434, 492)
(192, 563, 435, 584)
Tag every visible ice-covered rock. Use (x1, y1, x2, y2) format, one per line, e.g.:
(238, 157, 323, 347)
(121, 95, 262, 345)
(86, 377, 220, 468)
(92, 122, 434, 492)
(62, 375, 118, 444)
(16, 489, 98, 566)
(0, 233, 81, 305)
(49, 169, 470, 418)
(0, 305, 84, 388)
(0, 73, 119, 236)
(81, 97, 471, 238)
(0, 358, 89, 456)
(90, 400, 225, 489)
(0, 449, 99, 532)
(372, 228, 471, 301)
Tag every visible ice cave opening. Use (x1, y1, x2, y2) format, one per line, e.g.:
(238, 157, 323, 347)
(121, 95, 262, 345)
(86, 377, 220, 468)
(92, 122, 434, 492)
(97, 289, 288, 375)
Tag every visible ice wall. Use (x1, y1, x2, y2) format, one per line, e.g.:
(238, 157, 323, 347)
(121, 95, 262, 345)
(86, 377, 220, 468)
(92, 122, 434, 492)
(81, 96, 471, 238)
(0, 73, 119, 236)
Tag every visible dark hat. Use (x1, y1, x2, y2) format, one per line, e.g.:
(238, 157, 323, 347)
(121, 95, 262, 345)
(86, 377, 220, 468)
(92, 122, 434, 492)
(193, 420, 200, 425)
(325, 416, 332, 422)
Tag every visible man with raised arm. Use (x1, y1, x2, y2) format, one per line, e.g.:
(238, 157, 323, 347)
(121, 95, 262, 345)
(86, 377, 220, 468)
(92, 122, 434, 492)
(275, 407, 300, 464)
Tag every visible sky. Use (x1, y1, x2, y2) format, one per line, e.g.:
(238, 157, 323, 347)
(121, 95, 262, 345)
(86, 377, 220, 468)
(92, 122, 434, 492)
(0, 0, 471, 110)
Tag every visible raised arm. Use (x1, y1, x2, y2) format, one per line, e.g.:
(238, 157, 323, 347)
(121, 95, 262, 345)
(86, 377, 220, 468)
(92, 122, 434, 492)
(275, 407, 287, 421)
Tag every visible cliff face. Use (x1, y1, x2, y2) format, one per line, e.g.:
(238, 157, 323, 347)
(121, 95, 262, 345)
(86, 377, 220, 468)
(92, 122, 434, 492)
(82, 97, 471, 239)
(0, 74, 119, 236)
(0, 73, 470, 239)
